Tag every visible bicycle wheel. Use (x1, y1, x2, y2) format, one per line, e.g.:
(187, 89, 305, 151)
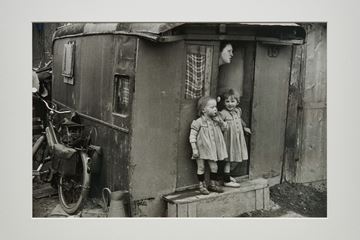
(58, 151, 90, 215)
(33, 136, 53, 183)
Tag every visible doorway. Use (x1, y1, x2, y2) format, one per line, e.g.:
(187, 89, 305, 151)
(217, 41, 256, 177)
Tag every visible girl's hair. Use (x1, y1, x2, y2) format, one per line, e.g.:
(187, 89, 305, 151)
(218, 89, 240, 110)
(197, 96, 216, 116)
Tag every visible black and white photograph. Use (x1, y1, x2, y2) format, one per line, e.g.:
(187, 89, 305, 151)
(32, 22, 327, 218)
(1, 0, 360, 239)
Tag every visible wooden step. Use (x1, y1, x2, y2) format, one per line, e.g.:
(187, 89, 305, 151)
(163, 178, 269, 217)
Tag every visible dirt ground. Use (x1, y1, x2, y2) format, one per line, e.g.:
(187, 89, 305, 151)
(33, 181, 327, 218)
(240, 181, 327, 217)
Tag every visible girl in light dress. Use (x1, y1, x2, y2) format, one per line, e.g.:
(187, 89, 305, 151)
(218, 89, 251, 187)
(189, 96, 228, 195)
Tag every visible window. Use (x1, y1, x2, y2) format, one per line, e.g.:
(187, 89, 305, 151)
(113, 75, 130, 116)
(184, 45, 213, 99)
(62, 41, 75, 85)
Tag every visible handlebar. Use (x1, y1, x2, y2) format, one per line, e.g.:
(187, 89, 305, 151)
(33, 93, 71, 115)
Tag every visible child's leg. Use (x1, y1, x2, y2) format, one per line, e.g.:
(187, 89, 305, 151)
(207, 161, 223, 193)
(223, 162, 240, 187)
(196, 159, 209, 195)
(196, 159, 205, 178)
(217, 160, 225, 180)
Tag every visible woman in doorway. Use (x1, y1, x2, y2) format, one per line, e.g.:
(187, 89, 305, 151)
(219, 42, 234, 66)
(217, 42, 251, 187)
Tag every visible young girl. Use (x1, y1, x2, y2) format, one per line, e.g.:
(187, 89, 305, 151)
(189, 96, 228, 195)
(218, 89, 251, 188)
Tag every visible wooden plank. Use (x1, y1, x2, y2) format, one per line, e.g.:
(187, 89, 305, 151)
(250, 43, 292, 178)
(296, 108, 327, 183)
(177, 204, 188, 217)
(33, 184, 57, 199)
(263, 187, 270, 210)
(255, 189, 263, 210)
(283, 45, 302, 182)
(167, 203, 177, 217)
(303, 102, 326, 109)
(187, 202, 197, 217)
(129, 40, 183, 201)
(196, 190, 256, 217)
(164, 178, 268, 204)
(296, 23, 327, 183)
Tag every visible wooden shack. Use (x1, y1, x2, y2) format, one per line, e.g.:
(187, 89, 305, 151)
(51, 23, 311, 216)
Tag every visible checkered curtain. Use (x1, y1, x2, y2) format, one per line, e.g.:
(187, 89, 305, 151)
(185, 53, 206, 99)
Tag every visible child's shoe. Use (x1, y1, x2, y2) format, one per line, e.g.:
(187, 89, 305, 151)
(208, 180, 224, 193)
(230, 176, 237, 182)
(224, 181, 241, 188)
(199, 181, 210, 195)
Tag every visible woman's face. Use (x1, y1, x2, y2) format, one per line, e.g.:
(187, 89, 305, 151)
(224, 96, 238, 111)
(220, 44, 233, 64)
(202, 99, 218, 117)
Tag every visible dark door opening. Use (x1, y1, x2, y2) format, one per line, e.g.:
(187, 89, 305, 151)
(217, 41, 256, 177)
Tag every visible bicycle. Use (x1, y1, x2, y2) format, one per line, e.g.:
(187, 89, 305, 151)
(32, 92, 94, 215)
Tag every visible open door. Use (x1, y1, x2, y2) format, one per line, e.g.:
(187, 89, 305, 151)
(176, 41, 220, 189)
(250, 43, 292, 178)
(217, 41, 256, 177)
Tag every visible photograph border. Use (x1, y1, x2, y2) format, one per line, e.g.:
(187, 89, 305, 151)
(1, 0, 359, 239)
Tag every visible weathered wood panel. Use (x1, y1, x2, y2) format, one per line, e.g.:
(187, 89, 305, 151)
(167, 203, 177, 217)
(80, 118, 129, 196)
(52, 35, 131, 196)
(176, 41, 220, 189)
(250, 43, 292, 178)
(77, 35, 114, 120)
(297, 108, 327, 183)
(129, 40, 183, 205)
(53, 37, 82, 109)
(164, 178, 268, 217)
(296, 23, 327, 183)
(283, 45, 303, 182)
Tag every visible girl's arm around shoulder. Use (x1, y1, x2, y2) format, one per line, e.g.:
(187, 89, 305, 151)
(214, 112, 228, 131)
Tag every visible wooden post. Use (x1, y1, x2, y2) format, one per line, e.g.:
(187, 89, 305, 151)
(282, 45, 303, 182)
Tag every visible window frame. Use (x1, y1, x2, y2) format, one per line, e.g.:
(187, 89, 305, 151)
(62, 41, 76, 85)
(112, 74, 131, 117)
(182, 41, 220, 102)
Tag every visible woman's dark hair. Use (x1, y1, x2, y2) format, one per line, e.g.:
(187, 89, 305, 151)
(220, 42, 233, 52)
